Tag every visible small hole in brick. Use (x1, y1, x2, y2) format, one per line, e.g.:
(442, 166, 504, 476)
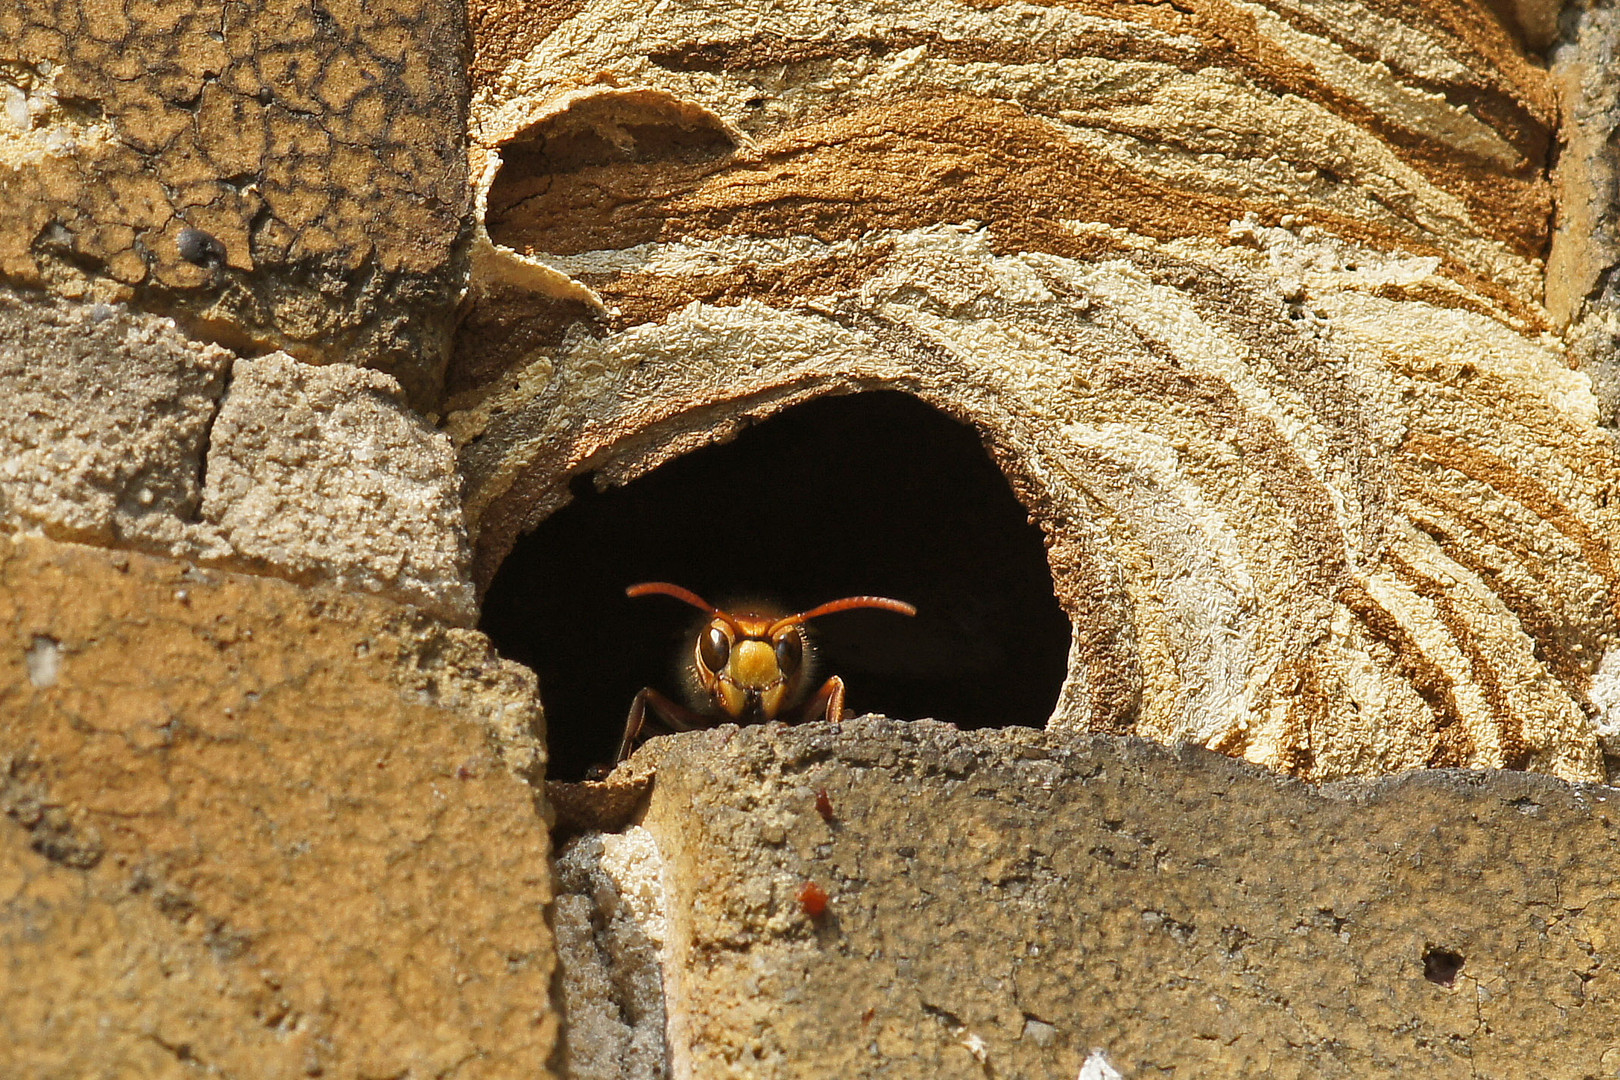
(1422, 946, 1464, 986)
(481, 391, 1071, 781)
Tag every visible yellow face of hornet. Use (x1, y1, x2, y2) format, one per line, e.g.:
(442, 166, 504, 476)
(692, 610, 807, 721)
(620, 583, 917, 750)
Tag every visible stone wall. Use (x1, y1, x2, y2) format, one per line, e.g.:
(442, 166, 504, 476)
(4, 0, 1620, 1076)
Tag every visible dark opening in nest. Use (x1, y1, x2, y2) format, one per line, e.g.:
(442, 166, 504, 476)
(481, 390, 1071, 781)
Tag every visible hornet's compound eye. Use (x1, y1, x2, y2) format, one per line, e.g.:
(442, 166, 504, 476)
(774, 630, 803, 676)
(700, 623, 732, 672)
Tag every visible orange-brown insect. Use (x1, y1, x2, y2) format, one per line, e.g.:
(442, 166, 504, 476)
(613, 582, 917, 765)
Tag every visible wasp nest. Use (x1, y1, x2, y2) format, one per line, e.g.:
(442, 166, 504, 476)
(452, 0, 1619, 784)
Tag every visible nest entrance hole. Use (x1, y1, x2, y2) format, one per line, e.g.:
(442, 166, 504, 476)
(480, 390, 1071, 781)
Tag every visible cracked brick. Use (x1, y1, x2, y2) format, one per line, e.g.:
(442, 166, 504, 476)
(0, 0, 468, 407)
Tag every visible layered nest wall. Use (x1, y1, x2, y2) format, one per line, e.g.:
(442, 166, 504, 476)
(451, 0, 1620, 785)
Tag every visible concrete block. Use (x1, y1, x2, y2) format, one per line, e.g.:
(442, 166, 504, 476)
(554, 827, 670, 1080)
(203, 352, 478, 624)
(0, 531, 558, 1078)
(630, 718, 1620, 1079)
(0, 286, 230, 552)
(0, 290, 480, 624)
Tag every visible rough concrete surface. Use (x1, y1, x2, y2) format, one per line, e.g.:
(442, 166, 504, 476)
(203, 352, 479, 624)
(451, 0, 1620, 783)
(634, 718, 1620, 1079)
(0, 0, 468, 405)
(0, 531, 558, 1078)
(0, 286, 480, 624)
(554, 827, 671, 1080)
(0, 285, 232, 554)
(1549, 0, 1620, 422)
